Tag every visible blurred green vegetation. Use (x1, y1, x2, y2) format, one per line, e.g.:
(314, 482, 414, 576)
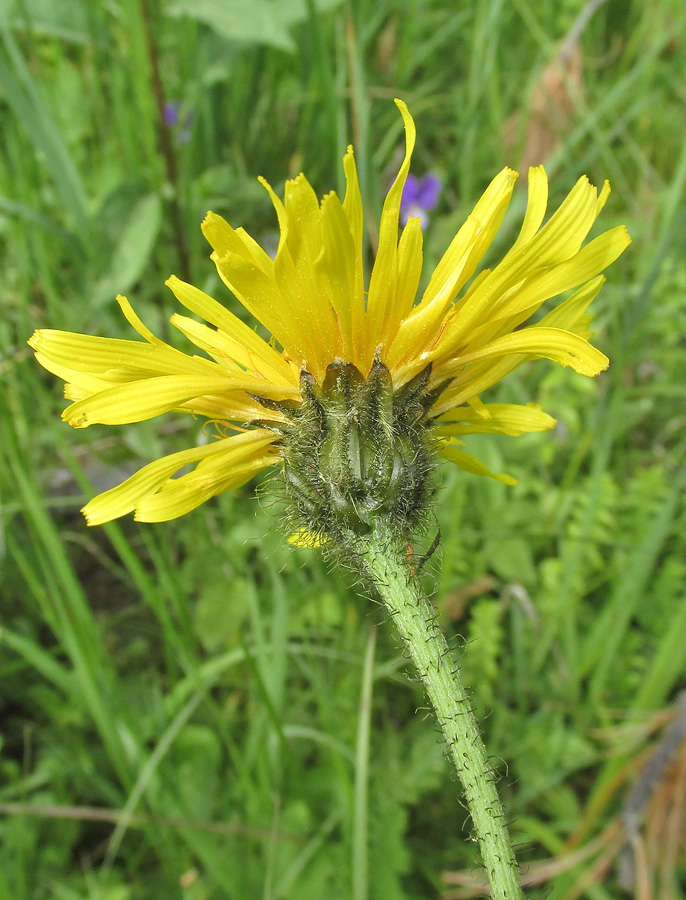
(1, 0, 686, 897)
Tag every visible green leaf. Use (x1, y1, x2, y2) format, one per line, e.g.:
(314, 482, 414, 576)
(92, 193, 162, 307)
(193, 575, 252, 652)
(485, 535, 536, 584)
(0, 0, 88, 43)
(166, 0, 344, 53)
(0, 30, 89, 236)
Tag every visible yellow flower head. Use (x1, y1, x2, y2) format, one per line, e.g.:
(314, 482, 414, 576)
(30, 100, 630, 533)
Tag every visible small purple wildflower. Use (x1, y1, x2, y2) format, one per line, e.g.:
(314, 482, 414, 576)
(163, 102, 179, 128)
(163, 101, 195, 144)
(400, 172, 442, 228)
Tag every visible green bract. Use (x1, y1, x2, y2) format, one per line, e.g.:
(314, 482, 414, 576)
(259, 355, 441, 542)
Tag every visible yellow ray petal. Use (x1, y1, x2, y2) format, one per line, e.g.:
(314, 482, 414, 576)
(526, 174, 600, 264)
(539, 276, 605, 330)
(439, 442, 518, 485)
(430, 356, 524, 416)
(176, 394, 286, 424)
(170, 314, 250, 374)
(82, 430, 276, 525)
(234, 226, 276, 272)
(365, 99, 416, 364)
(280, 174, 342, 364)
(395, 216, 424, 320)
(503, 225, 629, 323)
(169, 314, 300, 401)
(258, 176, 337, 376)
(135, 452, 277, 522)
(438, 175, 603, 355)
(342, 146, 365, 362)
(387, 168, 516, 370)
(440, 326, 609, 379)
(63, 373, 258, 428)
(316, 191, 357, 360)
(460, 225, 630, 348)
(510, 165, 548, 252)
(211, 250, 309, 367)
(165, 276, 296, 385)
(467, 394, 491, 418)
(202, 211, 272, 276)
(32, 350, 113, 395)
(206, 195, 314, 366)
(116, 295, 167, 347)
(596, 180, 611, 215)
(420, 167, 517, 311)
(284, 174, 322, 277)
(29, 328, 213, 378)
(342, 146, 363, 244)
(365, 207, 399, 362)
(435, 403, 556, 436)
(386, 219, 481, 371)
(271, 245, 332, 380)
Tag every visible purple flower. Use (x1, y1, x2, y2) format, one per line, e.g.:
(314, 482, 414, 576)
(163, 102, 195, 144)
(163, 102, 179, 128)
(400, 172, 442, 228)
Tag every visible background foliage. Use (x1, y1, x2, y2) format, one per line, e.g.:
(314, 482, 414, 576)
(1, 0, 685, 897)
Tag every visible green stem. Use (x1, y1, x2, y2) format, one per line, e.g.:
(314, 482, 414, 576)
(360, 521, 523, 900)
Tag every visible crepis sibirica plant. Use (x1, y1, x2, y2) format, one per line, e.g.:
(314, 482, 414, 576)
(31, 100, 629, 900)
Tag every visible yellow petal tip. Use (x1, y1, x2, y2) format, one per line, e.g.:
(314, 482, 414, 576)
(81, 504, 100, 526)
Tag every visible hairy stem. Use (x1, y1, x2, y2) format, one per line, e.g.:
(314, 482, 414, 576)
(360, 521, 523, 900)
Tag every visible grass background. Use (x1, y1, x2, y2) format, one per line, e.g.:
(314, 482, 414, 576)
(1, 0, 686, 897)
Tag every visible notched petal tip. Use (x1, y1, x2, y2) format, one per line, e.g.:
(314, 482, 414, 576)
(619, 224, 632, 246)
(596, 179, 611, 213)
(495, 166, 519, 186)
(81, 502, 105, 527)
(287, 172, 309, 190)
(200, 210, 219, 233)
(201, 211, 243, 257)
(570, 349, 610, 377)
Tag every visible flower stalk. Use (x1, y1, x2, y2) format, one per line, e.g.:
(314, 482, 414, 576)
(360, 520, 523, 900)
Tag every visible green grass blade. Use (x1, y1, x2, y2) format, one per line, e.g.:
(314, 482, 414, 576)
(0, 29, 89, 238)
(352, 626, 376, 900)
